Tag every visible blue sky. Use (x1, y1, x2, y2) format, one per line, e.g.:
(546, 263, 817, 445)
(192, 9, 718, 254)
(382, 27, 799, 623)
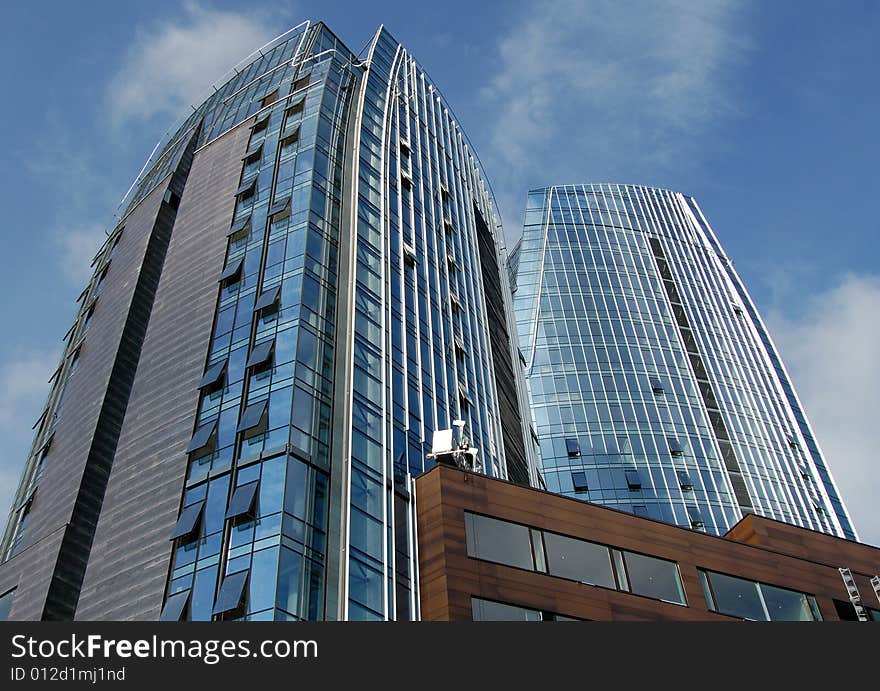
(0, 1, 877, 544)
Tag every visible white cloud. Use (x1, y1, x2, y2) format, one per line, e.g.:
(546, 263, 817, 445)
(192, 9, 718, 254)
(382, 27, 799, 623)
(479, 0, 750, 241)
(23, 113, 117, 289)
(767, 274, 880, 547)
(0, 351, 60, 519)
(107, 2, 278, 126)
(53, 224, 107, 287)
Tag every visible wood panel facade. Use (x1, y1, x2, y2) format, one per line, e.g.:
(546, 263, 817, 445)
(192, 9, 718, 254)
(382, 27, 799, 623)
(416, 465, 880, 621)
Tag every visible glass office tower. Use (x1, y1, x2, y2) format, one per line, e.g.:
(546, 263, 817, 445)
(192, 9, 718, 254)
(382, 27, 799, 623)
(0, 21, 534, 621)
(510, 184, 856, 540)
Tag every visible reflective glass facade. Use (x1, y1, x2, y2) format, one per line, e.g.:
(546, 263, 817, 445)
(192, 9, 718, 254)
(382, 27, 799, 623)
(0, 21, 534, 621)
(510, 184, 856, 540)
(160, 24, 535, 622)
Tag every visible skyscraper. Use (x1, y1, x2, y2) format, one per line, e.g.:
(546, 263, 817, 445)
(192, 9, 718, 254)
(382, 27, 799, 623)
(510, 184, 856, 540)
(0, 21, 535, 621)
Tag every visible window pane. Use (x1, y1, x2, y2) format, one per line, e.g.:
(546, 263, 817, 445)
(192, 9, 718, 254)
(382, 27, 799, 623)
(464, 513, 534, 571)
(471, 597, 542, 621)
(543, 532, 615, 588)
(170, 501, 204, 540)
(160, 590, 189, 621)
(705, 571, 766, 620)
(760, 584, 820, 621)
(276, 546, 303, 617)
(212, 570, 249, 616)
(0, 589, 15, 621)
(190, 566, 218, 621)
(249, 547, 279, 614)
(623, 551, 686, 604)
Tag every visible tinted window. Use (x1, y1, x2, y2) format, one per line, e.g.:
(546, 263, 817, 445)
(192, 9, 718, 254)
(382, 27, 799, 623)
(159, 590, 189, 621)
(543, 532, 615, 588)
(0, 589, 14, 621)
(471, 597, 541, 621)
(702, 569, 821, 621)
(464, 513, 534, 570)
(703, 571, 765, 620)
(761, 584, 820, 621)
(623, 551, 686, 604)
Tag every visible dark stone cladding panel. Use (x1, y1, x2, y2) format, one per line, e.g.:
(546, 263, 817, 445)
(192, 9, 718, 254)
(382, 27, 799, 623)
(472, 204, 529, 486)
(0, 177, 172, 620)
(75, 125, 250, 621)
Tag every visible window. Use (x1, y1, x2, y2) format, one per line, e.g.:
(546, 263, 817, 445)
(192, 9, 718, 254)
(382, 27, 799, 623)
(82, 298, 97, 331)
(464, 512, 539, 571)
(760, 583, 822, 621)
(677, 470, 693, 490)
(225, 481, 259, 520)
(217, 258, 244, 286)
(260, 89, 278, 108)
(160, 590, 190, 621)
(227, 214, 251, 238)
(450, 293, 462, 313)
(632, 504, 649, 518)
(667, 437, 684, 456)
(687, 505, 704, 528)
(212, 570, 249, 617)
(0, 589, 15, 620)
(170, 501, 204, 541)
(7, 499, 32, 559)
(649, 377, 665, 394)
(186, 421, 217, 454)
(286, 97, 305, 117)
(700, 569, 821, 621)
(242, 142, 263, 165)
(235, 176, 257, 199)
(268, 196, 291, 219)
(246, 339, 275, 370)
(292, 74, 310, 91)
(95, 264, 110, 295)
(625, 469, 642, 490)
(565, 438, 581, 456)
(543, 531, 615, 588)
(38, 432, 54, 460)
(237, 399, 268, 434)
(571, 471, 588, 492)
(700, 570, 763, 620)
(471, 598, 542, 621)
(250, 113, 269, 133)
(280, 126, 300, 147)
(620, 551, 686, 605)
(254, 286, 281, 314)
(198, 360, 227, 391)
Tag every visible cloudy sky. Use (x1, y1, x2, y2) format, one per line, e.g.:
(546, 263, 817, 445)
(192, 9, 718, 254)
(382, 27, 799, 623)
(0, 1, 877, 545)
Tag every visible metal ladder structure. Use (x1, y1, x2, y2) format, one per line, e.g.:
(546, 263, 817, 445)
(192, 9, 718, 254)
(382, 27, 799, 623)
(839, 567, 868, 621)
(871, 575, 880, 606)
